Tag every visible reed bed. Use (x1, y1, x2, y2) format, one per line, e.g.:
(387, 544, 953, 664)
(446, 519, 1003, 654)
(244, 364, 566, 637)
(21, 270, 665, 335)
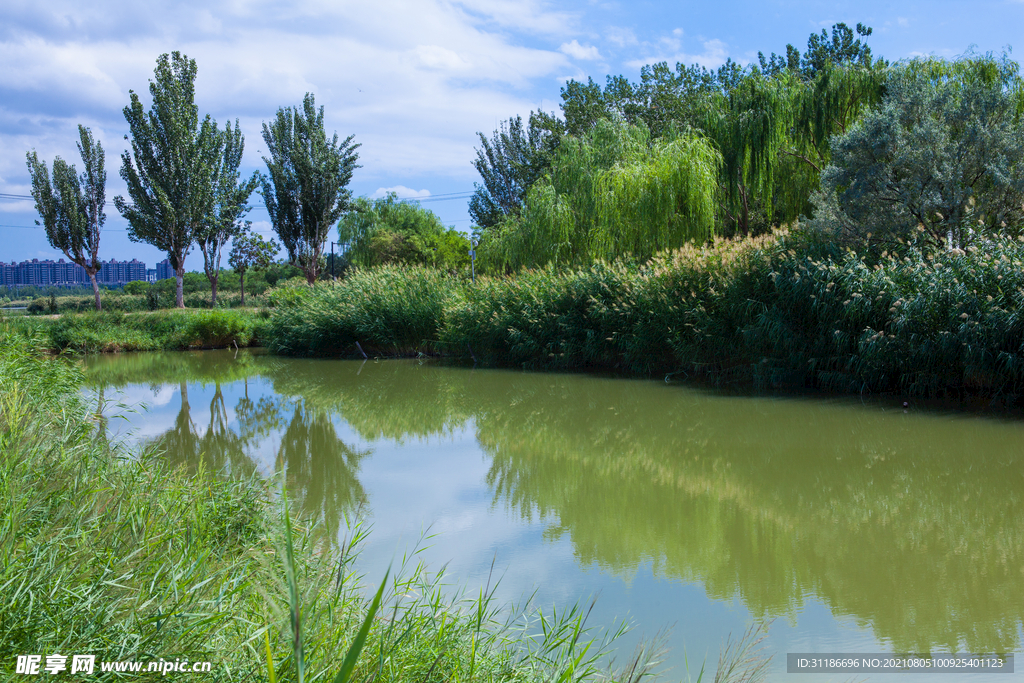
(267, 232, 1024, 400)
(263, 266, 463, 357)
(7, 327, 756, 682)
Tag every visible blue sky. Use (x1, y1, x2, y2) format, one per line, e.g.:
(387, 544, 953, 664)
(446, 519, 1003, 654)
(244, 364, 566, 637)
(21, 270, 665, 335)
(1, 0, 1021, 267)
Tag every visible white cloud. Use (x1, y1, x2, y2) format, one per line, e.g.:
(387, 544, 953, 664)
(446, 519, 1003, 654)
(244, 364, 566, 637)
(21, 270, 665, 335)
(605, 27, 637, 48)
(0, 0, 573, 194)
(371, 186, 431, 199)
(625, 36, 731, 70)
(559, 39, 601, 61)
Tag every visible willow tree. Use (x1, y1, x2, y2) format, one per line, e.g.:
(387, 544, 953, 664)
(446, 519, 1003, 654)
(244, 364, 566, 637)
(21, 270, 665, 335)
(262, 93, 360, 284)
(703, 75, 790, 236)
(486, 119, 720, 269)
(116, 52, 222, 308)
(26, 125, 106, 310)
(198, 120, 260, 306)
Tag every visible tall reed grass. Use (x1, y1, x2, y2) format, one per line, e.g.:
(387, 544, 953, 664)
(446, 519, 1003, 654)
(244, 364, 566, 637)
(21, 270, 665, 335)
(267, 232, 1024, 400)
(263, 266, 463, 357)
(8, 326, 768, 682)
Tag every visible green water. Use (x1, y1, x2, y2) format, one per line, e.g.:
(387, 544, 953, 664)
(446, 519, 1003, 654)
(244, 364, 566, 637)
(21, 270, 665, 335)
(84, 350, 1024, 681)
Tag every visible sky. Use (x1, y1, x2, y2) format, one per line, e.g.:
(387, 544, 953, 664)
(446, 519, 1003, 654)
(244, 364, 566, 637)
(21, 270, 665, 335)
(1, 0, 1022, 268)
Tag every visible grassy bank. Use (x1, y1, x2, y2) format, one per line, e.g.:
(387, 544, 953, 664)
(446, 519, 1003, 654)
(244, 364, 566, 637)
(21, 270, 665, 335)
(264, 232, 1024, 400)
(5, 308, 270, 353)
(8, 327, 756, 682)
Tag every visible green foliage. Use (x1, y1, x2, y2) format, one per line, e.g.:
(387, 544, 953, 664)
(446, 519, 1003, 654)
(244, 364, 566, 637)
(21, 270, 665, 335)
(339, 193, 470, 271)
(468, 113, 562, 229)
(115, 52, 223, 308)
(45, 309, 267, 353)
(263, 266, 463, 356)
(483, 119, 720, 269)
(758, 22, 880, 78)
(230, 227, 281, 305)
(266, 233, 1024, 399)
(198, 120, 261, 306)
(477, 22, 888, 251)
(25, 125, 106, 310)
(809, 54, 1024, 250)
(262, 93, 360, 284)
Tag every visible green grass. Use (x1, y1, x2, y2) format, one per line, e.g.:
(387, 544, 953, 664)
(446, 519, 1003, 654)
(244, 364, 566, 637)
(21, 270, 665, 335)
(3, 325, 774, 682)
(18, 308, 271, 353)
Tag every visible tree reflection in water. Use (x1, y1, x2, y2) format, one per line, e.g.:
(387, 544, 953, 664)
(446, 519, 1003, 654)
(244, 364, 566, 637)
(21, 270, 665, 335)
(85, 351, 1024, 655)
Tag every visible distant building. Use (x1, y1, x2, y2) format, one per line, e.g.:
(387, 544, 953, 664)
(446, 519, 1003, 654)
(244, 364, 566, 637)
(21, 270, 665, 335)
(146, 269, 157, 283)
(0, 258, 149, 287)
(155, 259, 175, 281)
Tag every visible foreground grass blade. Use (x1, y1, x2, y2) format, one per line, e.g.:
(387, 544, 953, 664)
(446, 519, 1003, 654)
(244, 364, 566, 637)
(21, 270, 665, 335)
(332, 569, 390, 683)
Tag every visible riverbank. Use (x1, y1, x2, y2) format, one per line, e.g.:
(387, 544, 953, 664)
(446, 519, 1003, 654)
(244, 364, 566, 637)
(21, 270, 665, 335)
(263, 231, 1024, 402)
(5, 328, 721, 682)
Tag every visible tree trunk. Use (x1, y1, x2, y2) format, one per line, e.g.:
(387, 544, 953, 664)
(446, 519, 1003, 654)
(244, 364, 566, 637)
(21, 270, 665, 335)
(88, 271, 102, 312)
(239, 271, 246, 307)
(210, 275, 218, 307)
(739, 183, 750, 237)
(175, 266, 185, 308)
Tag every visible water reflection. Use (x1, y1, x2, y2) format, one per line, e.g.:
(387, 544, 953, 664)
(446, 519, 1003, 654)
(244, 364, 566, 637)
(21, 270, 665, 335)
(85, 352, 1024, 655)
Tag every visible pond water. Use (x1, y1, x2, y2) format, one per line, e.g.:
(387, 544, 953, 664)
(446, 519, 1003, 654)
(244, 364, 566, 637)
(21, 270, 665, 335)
(83, 350, 1024, 682)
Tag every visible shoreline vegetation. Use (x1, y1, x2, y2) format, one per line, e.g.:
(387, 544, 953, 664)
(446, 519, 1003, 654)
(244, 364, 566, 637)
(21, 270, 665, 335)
(12, 227, 1024, 403)
(262, 229, 1024, 403)
(0, 326, 775, 682)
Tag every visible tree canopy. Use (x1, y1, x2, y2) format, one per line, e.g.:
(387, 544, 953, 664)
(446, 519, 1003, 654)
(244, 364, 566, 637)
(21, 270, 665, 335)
(26, 125, 106, 310)
(484, 119, 721, 269)
(261, 93, 360, 284)
(469, 113, 561, 230)
(808, 54, 1024, 250)
(339, 193, 470, 271)
(115, 52, 223, 308)
(197, 120, 260, 305)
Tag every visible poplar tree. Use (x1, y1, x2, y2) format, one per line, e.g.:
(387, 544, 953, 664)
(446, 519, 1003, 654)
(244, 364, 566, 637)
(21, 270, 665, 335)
(261, 93, 360, 284)
(115, 52, 223, 308)
(26, 125, 106, 311)
(469, 113, 561, 230)
(198, 120, 260, 306)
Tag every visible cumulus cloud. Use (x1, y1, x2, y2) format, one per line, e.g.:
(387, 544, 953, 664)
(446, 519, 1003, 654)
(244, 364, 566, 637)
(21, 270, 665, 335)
(0, 0, 574, 193)
(559, 39, 601, 60)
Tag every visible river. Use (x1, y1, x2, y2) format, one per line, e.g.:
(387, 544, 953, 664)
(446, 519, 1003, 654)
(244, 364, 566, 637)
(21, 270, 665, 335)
(83, 349, 1024, 682)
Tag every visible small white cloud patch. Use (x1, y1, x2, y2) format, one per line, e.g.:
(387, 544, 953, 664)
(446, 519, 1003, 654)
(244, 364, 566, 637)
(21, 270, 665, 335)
(371, 186, 431, 200)
(559, 39, 601, 61)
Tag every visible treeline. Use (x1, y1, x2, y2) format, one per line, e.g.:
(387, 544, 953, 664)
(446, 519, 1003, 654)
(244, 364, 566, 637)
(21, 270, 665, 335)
(469, 23, 1024, 270)
(27, 54, 359, 311)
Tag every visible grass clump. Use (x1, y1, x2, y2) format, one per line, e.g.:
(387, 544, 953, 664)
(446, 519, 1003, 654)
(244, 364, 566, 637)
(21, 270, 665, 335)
(263, 266, 463, 357)
(40, 308, 269, 353)
(8, 326, 748, 682)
